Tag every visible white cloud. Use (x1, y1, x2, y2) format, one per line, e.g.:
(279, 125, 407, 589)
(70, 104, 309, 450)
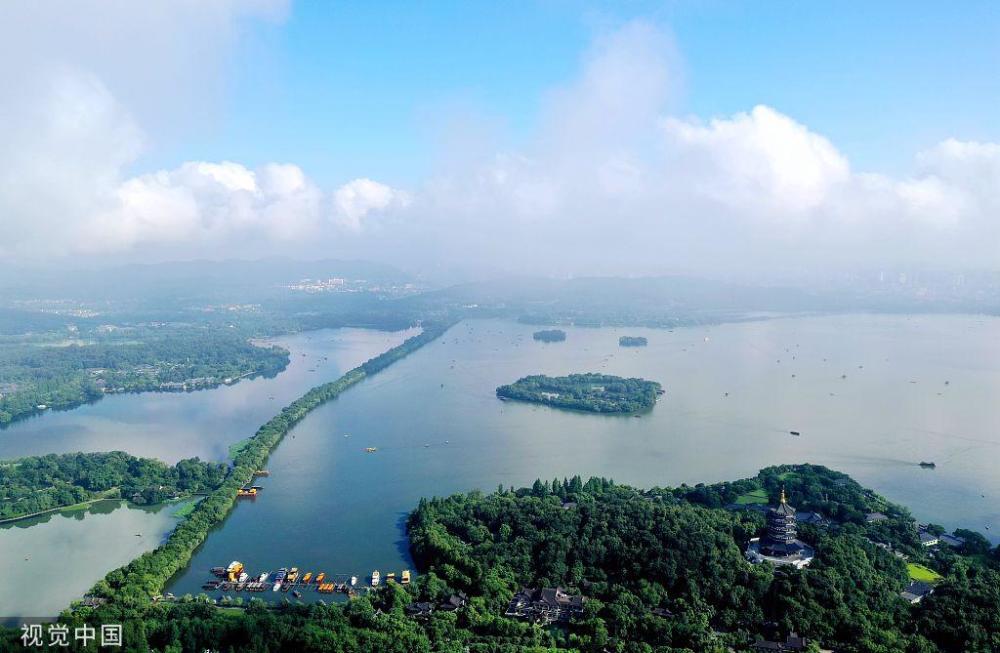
(355, 23, 1000, 275)
(0, 71, 144, 256)
(0, 12, 997, 277)
(333, 178, 410, 231)
(0, 0, 314, 260)
(84, 161, 324, 253)
(660, 105, 851, 216)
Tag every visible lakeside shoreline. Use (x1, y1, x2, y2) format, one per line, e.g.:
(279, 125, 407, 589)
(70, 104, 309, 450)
(79, 321, 454, 610)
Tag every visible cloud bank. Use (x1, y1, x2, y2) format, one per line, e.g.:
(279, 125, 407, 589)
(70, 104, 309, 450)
(0, 12, 996, 278)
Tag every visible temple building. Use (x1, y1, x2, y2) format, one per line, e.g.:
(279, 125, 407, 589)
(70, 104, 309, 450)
(746, 488, 815, 569)
(504, 587, 585, 624)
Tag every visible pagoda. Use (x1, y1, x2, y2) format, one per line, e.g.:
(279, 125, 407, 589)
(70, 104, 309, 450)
(745, 487, 815, 568)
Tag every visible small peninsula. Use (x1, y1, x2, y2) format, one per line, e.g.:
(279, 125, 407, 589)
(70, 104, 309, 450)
(533, 329, 566, 342)
(496, 373, 662, 413)
(619, 335, 648, 347)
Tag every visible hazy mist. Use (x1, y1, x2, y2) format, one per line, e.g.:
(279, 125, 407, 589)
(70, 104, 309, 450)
(1, 3, 997, 284)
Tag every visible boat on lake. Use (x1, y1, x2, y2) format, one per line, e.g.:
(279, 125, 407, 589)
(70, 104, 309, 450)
(272, 567, 287, 591)
(371, 570, 380, 586)
(226, 561, 244, 581)
(350, 575, 357, 586)
(919, 461, 937, 469)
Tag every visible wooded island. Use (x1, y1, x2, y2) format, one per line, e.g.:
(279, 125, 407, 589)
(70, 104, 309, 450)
(496, 372, 662, 413)
(532, 329, 567, 342)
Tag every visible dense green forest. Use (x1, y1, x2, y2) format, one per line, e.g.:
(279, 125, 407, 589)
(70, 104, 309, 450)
(0, 452, 228, 520)
(497, 373, 662, 413)
(0, 329, 289, 425)
(10, 464, 998, 652)
(404, 465, 1000, 652)
(533, 329, 567, 342)
(618, 336, 648, 347)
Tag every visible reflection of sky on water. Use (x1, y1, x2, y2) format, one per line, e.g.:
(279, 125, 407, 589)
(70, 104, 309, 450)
(0, 327, 416, 463)
(0, 500, 191, 621)
(168, 315, 1000, 606)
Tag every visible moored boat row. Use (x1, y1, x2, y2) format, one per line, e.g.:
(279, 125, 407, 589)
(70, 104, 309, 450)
(206, 564, 412, 595)
(202, 580, 270, 592)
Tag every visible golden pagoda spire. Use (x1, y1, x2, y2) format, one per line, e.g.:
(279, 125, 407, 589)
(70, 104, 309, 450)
(779, 486, 787, 504)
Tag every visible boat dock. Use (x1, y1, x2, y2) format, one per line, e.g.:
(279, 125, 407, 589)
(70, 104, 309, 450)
(204, 564, 412, 597)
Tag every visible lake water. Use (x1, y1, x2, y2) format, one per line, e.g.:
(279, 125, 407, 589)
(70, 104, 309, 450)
(0, 328, 416, 463)
(0, 327, 414, 620)
(0, 499, 194, 623)
(164, 314, 1000, 604)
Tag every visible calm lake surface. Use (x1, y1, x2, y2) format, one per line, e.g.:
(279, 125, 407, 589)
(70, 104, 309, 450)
(0, 328, 416, 463)
(0, 499, 194, 623)
(0, 327, 413, 619)
(165, 314, 1000, 604)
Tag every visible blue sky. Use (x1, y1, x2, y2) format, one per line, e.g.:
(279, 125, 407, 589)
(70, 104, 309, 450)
(3, 1, 998, 273)
(151, 1, 999, 187)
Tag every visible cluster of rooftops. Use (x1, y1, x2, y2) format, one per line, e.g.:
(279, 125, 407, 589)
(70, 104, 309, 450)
(404, 592, 469, 619)
(504, 587, 586, 625)
(405, 587, 588, 625)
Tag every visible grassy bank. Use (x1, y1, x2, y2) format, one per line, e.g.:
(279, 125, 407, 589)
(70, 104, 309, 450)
(908, 562, 944, 583)
(226, 436, 253, 460)
(170, 499, 199, 520)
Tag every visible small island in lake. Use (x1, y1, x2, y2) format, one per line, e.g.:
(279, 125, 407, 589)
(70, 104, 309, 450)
(496, 373, 662, 413)
(533, 329, 566, 343)
(619, 335, 648, 347)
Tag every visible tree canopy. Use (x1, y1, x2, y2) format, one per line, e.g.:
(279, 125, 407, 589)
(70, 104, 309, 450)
(497, 373, 662, 413)
(0, 451, 227, 520)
